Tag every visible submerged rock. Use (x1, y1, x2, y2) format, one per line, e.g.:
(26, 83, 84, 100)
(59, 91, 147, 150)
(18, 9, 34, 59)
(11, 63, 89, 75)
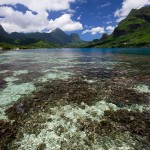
(0, 78, 7, 89)
(14, 71, 44, 84)
(108, 87, 148, 107)
(0, 120, 18, 149)
(102, 109, 150, 149)
(83, 68, 124, 80)
(105, 109, 150, 136)
(79, 119, 115, 136)
(36, 143, 46, 150)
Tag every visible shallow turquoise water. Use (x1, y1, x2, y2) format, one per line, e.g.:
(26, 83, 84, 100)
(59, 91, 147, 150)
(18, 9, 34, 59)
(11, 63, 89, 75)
(0, 48, 150, 149)
(0, 48, 150, 119)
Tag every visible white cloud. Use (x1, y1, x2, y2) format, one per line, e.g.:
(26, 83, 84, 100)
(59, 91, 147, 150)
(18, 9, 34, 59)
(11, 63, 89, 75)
(0, 9, 49, 33)
(0, 6, 14, 16)
(99, 2, 111, 8)
(82, 27, 105, 35)
(0, 0, 84, 33)
(114, 0, 150, 22)
(107, 21, 112, 24)
(106, 26, 115, 34)
(82, 26, 115, 35)
(0, 0, 76, 13)
(48, 14, 83, 32)
(77, 15, 82, 20)
(0, 10, 82, 33)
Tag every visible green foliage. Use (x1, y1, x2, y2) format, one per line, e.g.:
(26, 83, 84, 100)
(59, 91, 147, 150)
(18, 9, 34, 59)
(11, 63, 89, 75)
(0, 26, 85, 49)
(0, 40, 56, 50)
(0, 43, 13, 50)
(85, 6, 150, 48)
(1, 7, 149, 49)
(29, 41, 57, 48)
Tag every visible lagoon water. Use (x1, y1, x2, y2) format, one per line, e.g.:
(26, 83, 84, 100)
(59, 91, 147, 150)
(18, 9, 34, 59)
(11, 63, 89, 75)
(0, 48, 150, 149)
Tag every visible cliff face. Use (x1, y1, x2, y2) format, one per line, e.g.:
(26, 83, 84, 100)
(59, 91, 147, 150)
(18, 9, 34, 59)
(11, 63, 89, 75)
(100, 33, 109, 41)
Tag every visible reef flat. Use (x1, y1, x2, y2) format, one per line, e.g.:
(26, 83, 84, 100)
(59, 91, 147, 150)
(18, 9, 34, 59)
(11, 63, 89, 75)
(0, 49, 150, 149)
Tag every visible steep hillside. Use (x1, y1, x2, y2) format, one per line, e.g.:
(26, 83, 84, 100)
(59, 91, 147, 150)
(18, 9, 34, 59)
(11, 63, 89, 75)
(0, 25, 14, 44)
(0, 25, 8, 37)
(0, 25, 85, 49)
(86, 6, 150, 48)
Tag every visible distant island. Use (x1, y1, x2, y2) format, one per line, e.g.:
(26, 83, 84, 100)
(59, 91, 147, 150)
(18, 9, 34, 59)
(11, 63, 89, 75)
(0, 6, 150, 50)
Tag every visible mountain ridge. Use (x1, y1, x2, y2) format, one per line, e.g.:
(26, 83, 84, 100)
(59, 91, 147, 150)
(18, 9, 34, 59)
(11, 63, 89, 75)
(0, 26, 85, 48)
(1, 6, 150, 49)
(85, 6, 150, 48)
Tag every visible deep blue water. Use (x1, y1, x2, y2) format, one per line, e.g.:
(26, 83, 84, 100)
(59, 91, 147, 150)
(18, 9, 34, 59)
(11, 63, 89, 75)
(5, 48, 150, 55)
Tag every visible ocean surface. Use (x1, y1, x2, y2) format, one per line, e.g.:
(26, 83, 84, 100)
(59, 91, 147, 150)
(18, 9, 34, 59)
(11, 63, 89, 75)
(0, 48, 150, 149)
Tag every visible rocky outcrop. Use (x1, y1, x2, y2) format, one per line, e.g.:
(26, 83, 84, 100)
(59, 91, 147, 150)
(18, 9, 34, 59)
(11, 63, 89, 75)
(137, 14, 150, 22)
(70, 33, 84, 43)
(128, 24, 141, 30)
(113, 28, 127, 37)
(100, 33, 109, 41)
(0, 25, 8, 36)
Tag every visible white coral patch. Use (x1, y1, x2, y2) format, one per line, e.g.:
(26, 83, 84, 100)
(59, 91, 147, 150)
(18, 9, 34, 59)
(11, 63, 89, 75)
(134, 84, 150, 93)
(17, 101, 125, 149)
(0, 76, 35, 119)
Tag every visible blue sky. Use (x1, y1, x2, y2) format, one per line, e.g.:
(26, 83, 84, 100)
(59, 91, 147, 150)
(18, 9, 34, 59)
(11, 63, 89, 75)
(70, 0, 123, 40)
(0, 0, 149, 41)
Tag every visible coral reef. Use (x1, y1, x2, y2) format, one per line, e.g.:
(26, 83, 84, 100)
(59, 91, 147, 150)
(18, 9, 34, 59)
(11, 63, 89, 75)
(0, 50, 150, 149)
(0, 120, 18, 149)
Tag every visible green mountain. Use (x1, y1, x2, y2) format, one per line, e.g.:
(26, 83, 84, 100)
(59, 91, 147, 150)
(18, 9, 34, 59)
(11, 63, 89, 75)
(86, 6, 150, 48)
(70, 33, 84, 43)
(0, 25, 14, 44)
(0, 25, 8, 37)
(1, 6, 149, 49)
(0, 25, 85, 49)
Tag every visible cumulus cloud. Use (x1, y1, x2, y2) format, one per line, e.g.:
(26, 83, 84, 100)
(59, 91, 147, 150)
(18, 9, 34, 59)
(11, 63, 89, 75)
(0, 0, 83, 33)
(82, 26, 115, 35)
(82, 27, 105, 35)
(0, 9, 49, 33)
(0, 6, 14, 16)
(106, 26, 115, 34)
(48, 14, 83, 32)
(0, 0, 76, 13)
(114, 0, 150, 22)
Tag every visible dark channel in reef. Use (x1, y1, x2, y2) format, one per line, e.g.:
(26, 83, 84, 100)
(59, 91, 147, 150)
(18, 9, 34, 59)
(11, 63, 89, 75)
(0, 78, 7, 89)
(108, 87, 149, 107)
(13, 72, 44, 84)
(0, 71, 13, 90)
(0, 120, 18, 149)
